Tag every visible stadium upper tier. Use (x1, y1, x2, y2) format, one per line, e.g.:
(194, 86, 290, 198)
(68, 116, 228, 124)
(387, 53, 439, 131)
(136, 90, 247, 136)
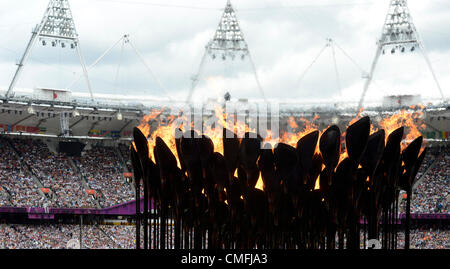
(0, 96, 448, 141)
(0, 134, 448, 213)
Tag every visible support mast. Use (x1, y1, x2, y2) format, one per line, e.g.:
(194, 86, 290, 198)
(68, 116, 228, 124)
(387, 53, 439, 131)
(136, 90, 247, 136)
(5, 0, 94, 101)
(358, 0, 445, 111)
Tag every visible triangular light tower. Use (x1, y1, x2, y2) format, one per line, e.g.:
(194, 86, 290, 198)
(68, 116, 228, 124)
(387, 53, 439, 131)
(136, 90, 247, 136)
(186, 0, 267, 103)
(5, 0, 94, 101)
(358, 0, 445, 110)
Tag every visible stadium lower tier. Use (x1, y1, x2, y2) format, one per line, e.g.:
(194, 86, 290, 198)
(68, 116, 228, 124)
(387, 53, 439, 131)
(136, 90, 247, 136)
(0, 135, 448, 214)
(0, 135, 134, 209)
(0, 224, 448, 249)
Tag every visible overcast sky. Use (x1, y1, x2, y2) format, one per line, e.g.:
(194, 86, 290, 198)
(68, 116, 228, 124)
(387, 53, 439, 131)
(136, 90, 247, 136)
(0, 0, 449, 105)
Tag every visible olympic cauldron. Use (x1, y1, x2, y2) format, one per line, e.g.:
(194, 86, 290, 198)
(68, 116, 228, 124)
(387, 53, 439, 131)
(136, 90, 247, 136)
(130, 115, 425, 249)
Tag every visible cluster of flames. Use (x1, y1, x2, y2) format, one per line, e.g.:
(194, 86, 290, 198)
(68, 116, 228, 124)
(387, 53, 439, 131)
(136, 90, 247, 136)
(136, 104, 426, 192)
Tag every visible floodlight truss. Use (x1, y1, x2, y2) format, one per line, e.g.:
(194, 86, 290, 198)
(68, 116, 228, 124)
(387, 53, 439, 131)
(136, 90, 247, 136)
(379, 0, 419, 48)
(207, 1, 248, 59)
(187, 0, 266, 103)
(358, 0, 445, 111)
(6, 0, 94, 102)
(40, 0, 78, 42)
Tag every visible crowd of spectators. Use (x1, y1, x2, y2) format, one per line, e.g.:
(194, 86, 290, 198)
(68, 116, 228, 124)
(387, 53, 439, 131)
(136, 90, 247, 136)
(101, 224, 177, 249)
(0, 224, 119, 249)
(100, 225, 139, 249)
(396, 228, 450, 249)
(9, 137, 96, 208)
(0, 137, 45, 207)
(358, 228, 449, 249)
(401, 145, 449, 214)
(1, 135, 448, 214)
(414, 146, 442, 180)
(0, 223, 447, 249)
(75, 145, 134, 208)
(1, 136, 136, 209)
(118, 143, 133, 172)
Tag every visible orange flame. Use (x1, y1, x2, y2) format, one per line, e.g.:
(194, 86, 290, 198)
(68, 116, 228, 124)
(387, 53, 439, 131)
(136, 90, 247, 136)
(281, 116, 320, 148)
(314, 176, 320, 190)
(137, 109, 184, 168)
(135, 104, 425, 192)
(378, 107, 425, 150)
(255, 172, 264, 191)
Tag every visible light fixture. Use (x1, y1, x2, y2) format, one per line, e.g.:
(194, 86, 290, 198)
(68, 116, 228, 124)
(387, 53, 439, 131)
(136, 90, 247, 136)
(117, 112, 123, 121)
(73, 110, 80, 117)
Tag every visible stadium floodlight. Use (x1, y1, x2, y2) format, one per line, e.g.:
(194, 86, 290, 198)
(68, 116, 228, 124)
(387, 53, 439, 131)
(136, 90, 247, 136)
(73, 110, 80, 117)
(186, 0, 266, 103)
(358, 0, 445, 111)
(117, 112, 123, 121)
(5, 0, 94, 102)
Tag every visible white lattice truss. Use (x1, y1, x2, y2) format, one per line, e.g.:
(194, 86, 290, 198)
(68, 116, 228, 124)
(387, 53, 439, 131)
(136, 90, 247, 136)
(207, 1, 248, 57)
(6, 0, 93, 101)
(40, 0, 78, 41)
(187, 0, 266, 103)
(380, 0, 419, 47)
(358, 0, 445, 111)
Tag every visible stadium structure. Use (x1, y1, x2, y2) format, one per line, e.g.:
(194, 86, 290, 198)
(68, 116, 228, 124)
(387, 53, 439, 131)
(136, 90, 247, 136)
(0, 0, 448, 249)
